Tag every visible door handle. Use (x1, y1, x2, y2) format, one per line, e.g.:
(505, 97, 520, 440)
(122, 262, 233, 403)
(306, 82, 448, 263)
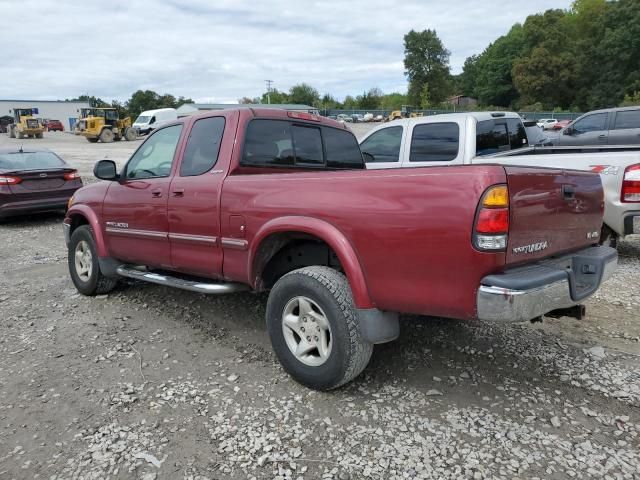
(172, 188, 185, 197)
(598, 135, 606, 138)
(151, 188, 163, 198)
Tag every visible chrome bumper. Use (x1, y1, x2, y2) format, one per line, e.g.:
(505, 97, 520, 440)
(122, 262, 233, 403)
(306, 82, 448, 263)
(477, 246, 617, 322)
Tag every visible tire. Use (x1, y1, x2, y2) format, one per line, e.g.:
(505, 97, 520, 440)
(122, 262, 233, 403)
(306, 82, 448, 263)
(9, 126, 15, 138)
(36, 132, 43, 139)
(86, 137, 99, 143)
(68, 225, 117, 296)
(17, 130, 24, 139)
(99, 128, 114, 143)
(266, 266, 373, 390)
(124, 126, 137, 141)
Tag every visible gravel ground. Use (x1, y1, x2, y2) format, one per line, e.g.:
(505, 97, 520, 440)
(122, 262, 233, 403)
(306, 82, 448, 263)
(1, 131, 639, 480)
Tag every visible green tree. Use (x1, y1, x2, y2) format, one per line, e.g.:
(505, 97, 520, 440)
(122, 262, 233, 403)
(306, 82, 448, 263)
(261, 88, 289, 104)
(288, 83, 321, 106)
(379, 92, 408, 110)
(419, 84, 431, 108)
(356, 88, 383, 109)
(403, 29, 451, 105)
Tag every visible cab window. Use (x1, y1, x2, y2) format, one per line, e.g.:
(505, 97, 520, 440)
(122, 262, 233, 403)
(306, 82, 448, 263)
(360, 126, 403, 163)
(409, 123, 459, 162)
(125, 125, 183, 179)
(573, 113, 608, 133)
(181, 117, 225, 176)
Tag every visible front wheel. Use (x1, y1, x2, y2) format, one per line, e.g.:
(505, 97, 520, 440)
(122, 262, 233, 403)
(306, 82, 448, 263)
(124, 126, 137, 141)
(99, 128, 114, 143)
(600, 225, 618, 249)
(266, 266, 373, 390)
(68, 225, 117, 295)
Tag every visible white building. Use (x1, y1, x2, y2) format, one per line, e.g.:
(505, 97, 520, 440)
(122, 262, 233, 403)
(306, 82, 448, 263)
(0, 100, 90, 130)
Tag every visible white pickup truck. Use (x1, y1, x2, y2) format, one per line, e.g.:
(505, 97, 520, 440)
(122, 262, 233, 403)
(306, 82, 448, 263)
(360, 111, 640, 246)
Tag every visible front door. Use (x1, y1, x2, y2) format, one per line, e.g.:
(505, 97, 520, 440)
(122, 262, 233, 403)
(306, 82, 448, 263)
(559, 112, 609, 146)
(168, 114, 232, 277)
(102, 124, 183, 268)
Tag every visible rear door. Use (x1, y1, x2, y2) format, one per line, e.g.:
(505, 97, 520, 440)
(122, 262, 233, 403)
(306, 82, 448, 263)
(558, 112, 609, 146)
(168, 113, 234, 277)
(403, 121, 464, 167)
(102, 124, 183, 268)
(608, 108, 640, 145)
(504, 166, 604, 266)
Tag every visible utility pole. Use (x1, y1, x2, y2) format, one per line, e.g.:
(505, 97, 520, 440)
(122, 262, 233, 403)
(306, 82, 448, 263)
(265, 80, 273, 104)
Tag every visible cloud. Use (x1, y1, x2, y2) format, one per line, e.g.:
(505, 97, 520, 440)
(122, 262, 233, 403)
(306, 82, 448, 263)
(1, 0, 572, 103)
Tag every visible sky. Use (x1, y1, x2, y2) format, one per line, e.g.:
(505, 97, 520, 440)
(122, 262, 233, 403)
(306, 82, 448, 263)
(1, 0, 573, 104)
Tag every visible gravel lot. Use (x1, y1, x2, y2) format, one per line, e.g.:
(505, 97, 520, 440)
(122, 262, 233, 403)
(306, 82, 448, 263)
(1, 130, 639, 480)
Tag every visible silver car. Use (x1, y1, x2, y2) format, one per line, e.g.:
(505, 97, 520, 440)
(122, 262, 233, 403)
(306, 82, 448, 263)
(555, 106, 640, 146)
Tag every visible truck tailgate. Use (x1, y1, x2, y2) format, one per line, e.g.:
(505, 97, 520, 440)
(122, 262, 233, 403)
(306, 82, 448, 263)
(505, 166, 604, 265)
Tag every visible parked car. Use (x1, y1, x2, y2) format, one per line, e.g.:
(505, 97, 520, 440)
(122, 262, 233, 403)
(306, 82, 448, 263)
(360, 111, 640, 246)
(553, 119, 571, 130)
(327, 115, 337, 120)
(133, 108, 178, 135)
(45, 119, 64, 132)
(363, 113, 374, 122)
(0, 148, 82, 219)
(524, 121, 553, 146)
(373, 114, 384, 122)
(64, 107, 615, 390)
(351, 114, 365, 123)
(555, 106, 640, 147)
(336, 114, 352, 123)
(537, 118, 558, 130)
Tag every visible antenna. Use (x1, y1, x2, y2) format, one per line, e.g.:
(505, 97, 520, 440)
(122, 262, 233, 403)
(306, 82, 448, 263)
(265, 80, 274, 104)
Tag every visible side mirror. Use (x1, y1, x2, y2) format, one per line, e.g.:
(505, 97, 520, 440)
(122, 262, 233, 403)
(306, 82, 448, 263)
(362, 152, 375, 163)
(94, 159, 118, 180)
(563, 127, 573, 135)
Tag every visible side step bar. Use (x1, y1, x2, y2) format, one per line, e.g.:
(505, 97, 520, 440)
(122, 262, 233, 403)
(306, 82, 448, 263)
(116, 266, 248, 295)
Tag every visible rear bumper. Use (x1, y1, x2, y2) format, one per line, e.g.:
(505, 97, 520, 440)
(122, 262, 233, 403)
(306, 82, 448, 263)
(477, 246, 617, 322)
(0, 196, 72, 219)
(623, 212, 640, 235)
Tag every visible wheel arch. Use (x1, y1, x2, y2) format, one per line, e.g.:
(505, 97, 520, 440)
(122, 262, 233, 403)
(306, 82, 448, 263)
(249, 216, 373, 309)
(66, 205, 108, 256)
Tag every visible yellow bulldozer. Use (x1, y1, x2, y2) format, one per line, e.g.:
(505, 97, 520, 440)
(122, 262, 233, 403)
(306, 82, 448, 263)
(8, 108, 45, 139)
(78, 107, 137, 143)
(384, 105, 424, 122)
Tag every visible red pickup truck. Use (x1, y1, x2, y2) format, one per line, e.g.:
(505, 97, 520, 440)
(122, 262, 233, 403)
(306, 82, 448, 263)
(63, 108, 617, 390)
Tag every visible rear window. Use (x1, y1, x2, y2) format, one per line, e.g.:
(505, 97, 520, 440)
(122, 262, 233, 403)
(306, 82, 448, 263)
(0, 151, 65, 170)
(613, 110, 640, 130)
(242, 119, 363, 169)
(506, 118, 527, 150)
(180, 117, 225, 176)
(476, 120, 510, 156)
(409, 123, 459, 162)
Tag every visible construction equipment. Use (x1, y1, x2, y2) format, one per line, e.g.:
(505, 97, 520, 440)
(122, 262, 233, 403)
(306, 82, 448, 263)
(78, 107, 137, 143)
(8, 108, 45, 139)
(384, 105, 424, 123)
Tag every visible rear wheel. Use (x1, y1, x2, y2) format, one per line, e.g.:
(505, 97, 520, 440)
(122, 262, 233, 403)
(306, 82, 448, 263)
(266, 266, 373, 390)
(124, 126, 137, 141)
(68, 225, 117, 296)
(36, 132, 43, 139)
(9, 126, 15, 138)
(99, 128, 114, 143)
(17, 130, 24, 139)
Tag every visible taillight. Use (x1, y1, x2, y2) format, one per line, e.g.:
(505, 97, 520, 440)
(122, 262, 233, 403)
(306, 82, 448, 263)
(64, 170, 81, 181)
(287, 111, 320, 122)
(0, 175, 22, 185)
(621, 164, 640, 202)
(474, 185, 509, 251)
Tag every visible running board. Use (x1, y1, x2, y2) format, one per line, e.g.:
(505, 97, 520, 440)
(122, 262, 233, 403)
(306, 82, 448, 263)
(116, 266, 248, 295)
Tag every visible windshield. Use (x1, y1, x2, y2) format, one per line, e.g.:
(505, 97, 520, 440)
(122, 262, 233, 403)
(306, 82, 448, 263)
(135, 116, 151, 124)
(0, 151, 65, 171)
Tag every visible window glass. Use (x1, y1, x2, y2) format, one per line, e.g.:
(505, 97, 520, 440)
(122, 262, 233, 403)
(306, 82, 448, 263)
(292, 125, 323, 165)
(409, 123, 459, 162)
(360, 126, 403, 163)
(323, 127, 364, 169)
(0, 151, 64, 170)
(507, 118, 528, 150)
(476, 120, 510, 156)
(125, 125, 182, 179)
(180, 117, 225, 176)
(613, 110, 640, 130)
(242, 120, 294, 166)
(573, 113, 608, 133)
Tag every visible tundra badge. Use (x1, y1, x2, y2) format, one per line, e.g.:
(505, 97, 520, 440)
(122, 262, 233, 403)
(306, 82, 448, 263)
(512, 241, 548, 254)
